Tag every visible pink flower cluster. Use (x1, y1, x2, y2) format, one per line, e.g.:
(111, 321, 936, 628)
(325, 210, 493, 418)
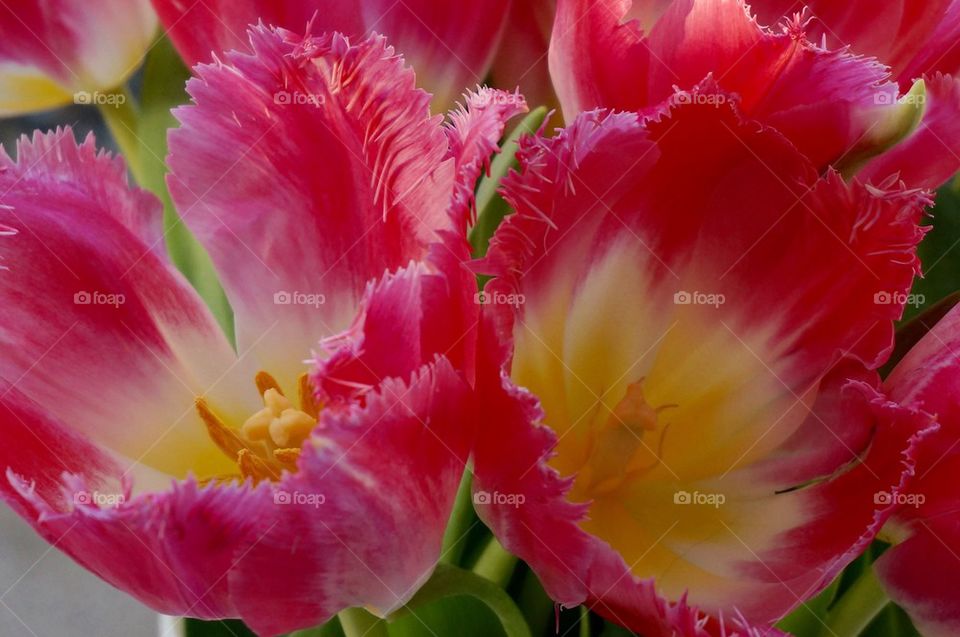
(1, 1, 960, 636)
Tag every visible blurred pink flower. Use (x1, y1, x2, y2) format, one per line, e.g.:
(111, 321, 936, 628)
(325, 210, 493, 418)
(0, 0, 156, 115)
(151, 0, 515, 111)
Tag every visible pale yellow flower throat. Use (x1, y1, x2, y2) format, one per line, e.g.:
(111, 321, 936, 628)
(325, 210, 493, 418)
(195, 371, 320, 484)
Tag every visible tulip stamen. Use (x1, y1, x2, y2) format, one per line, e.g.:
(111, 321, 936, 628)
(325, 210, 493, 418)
(578, 379, 677, 496)
(196, 371, 321, 484)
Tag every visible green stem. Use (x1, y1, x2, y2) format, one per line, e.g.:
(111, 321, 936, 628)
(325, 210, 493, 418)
(441, 469, 476, 566)
(579, 606, 590, 637)
(820, 567, 890, 637)
(338, 608, 389, 637)
(393, 563, 532, 637)
(97, 85, 146, 186)
(471, 536, 518, 588)
(469, 107, 549, 257)
(517, 567, 554, 637)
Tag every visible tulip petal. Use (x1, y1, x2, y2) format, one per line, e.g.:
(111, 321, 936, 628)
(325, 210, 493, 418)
(0, 0, 156, 115)
(549, 0, 911, 171)
(150, 0, 510, 110)
(860, 73, 960, 190)
(168, 27, 458, 391)
(473, 97, 930, 630)
(875, 303, 960, 636)
(874, 513, 960, 637)
(750, 0, 960, 86)
(0, 129, 255, 479)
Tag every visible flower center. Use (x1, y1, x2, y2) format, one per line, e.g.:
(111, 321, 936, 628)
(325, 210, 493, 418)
(569, 379, 676, 500)
(195, 371, 320, 484)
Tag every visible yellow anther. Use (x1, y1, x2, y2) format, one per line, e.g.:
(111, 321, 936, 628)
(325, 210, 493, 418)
(255, 371, 284, 397)
(273, 448, 301, 468)
(298, 372, 321, 418)
(238, 449, 280, 483)
(196, 398, 250, 457)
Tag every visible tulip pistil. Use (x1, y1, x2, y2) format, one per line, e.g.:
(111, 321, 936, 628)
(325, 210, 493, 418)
(196, 371, 320, 484)
(576, 379, 676, 497)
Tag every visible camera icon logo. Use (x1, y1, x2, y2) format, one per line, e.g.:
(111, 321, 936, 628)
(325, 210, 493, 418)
(274, 91, 292, 105)
(73, 491, 92, 505)
(73, 91, 92, 105)
(473, 490, 492, 505)
(674, 291, 692, 305)
(274, 490, 292, 505)
(673, 490, 692, 505)
(874, 491, 893, 505)
(874, 291, 893, 305)
(74, 291, 92, 305)
(274, 291, 292, 305)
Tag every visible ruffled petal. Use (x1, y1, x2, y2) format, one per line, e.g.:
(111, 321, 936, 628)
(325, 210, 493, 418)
(876, 303, 960, 636)
(150, 0, 511, 110)
(473, 96, 931, 630)
(0, 129, 253, 479)
(0, 0, 156, 115)
(860, 73, 960, 190)
(750, 0, 960, 86)
(548, 0, 917, 172)
(168, 27, 458, 391)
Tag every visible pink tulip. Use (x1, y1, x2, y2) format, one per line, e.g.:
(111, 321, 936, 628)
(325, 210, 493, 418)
(876, 304, 960, 637)
(0, 0, 156, 115)
(0, 26, 524, 636)
(150, 0, 513, 111)
(471, 90, 935, 635)
(549, 0, 960, 190)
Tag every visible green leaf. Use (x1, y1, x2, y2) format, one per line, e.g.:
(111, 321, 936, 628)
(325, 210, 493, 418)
(441, 469, 478, 566)
(469, 107, 549, 257)
(818, 567, 889, 637)
(138, 36, 234, 339)
(388, 563, 531, 637)
(906, 183, 960, 323)
(775, 575, 842, 637)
